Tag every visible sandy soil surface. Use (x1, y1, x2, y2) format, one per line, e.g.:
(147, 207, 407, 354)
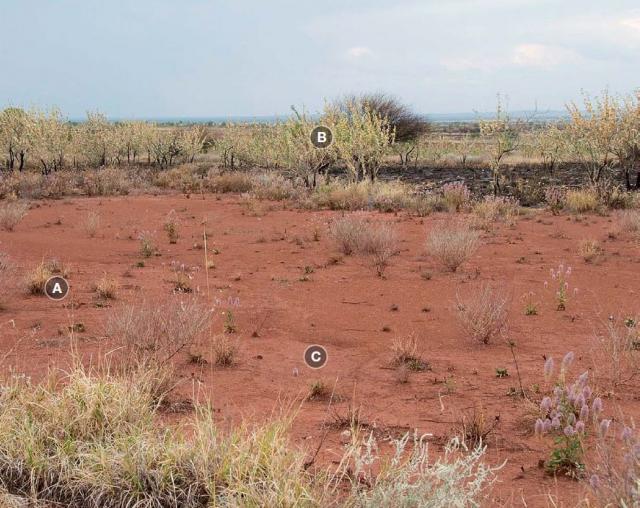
(1, 193, 639, 506)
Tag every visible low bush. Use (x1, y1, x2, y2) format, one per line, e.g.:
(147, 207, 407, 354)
(578, 238, 603, 263)
(81, 210, 101, 237)
(615, 210, 640, 236)
(472, 195, 519, 229)
(94, 273, 118, 299)
(0, 201, 28, 231)
(455, 284, 509, 344)
(106, 297, 212, 384)
(207, 171, 254, 194)
(441, 181, 471, 212)
(426, 221, 480, 272)
(565, 188, 600, 214)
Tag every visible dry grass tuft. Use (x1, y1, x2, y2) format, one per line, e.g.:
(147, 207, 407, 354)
(329, 216, 398, 276)
(390, 333, 429, 372)
(471, 196, 519, 230)
(426, 221, 480, 272)
(0, 201, 28, 231)
(456, 284, 509, 344)
(24, 258, 69, 295)
(212, 334, 238, 367)
(615, 210, 640, 237)
(565, 188, 600, 214)
(578, 238, 604, 263)
(94, 273, 118, 299)
(81, 210, 101, 237)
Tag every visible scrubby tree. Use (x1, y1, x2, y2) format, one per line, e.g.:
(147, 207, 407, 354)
(336, 93, 427, 170)
(277, 107, 337, 187)
(565, 91, 618, 185)
(29, 108, 71, 174)
(480, 98, 521, 195)
(0, 107, 32, 171)
(324, 98, 395, 182)
(179, 125, 207, 163)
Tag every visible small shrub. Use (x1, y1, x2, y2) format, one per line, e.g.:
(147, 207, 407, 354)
(106, 296, 212, 370)
(307, 380, 331, 400)
(472, 196, 520, 229)
(138, 231, 157, 258)
(25, 260, 55, 295)
(208, 172, 254, 193)
(170, 261, 192, 293)
(456, 284, 509, 344)
(0, 201, 28, 231)
(615, 210, 640, 236)
(223, 310, 236, 333)
(426, 221, 480, 272)
(545, 263, 576, 311)
(329, 215, 367, 255)
(81, 210, 101, 237)
(212, 334, 238, 366)
(94, 274, 117, 299)
(535, 353, 607, 479)
(163, 210, 179, 244)
(341, 433, 502, 506)
(578, 238, 603, 263)
(359, 223, 398, 277)
(441, 181, 471, 212)
(390, 333, 429, 371)
(545, 186, 566, 215)
(459, 407, 499, 448)
(565, 188, 600, 214)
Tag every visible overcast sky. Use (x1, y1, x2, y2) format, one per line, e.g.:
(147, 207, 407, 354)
(1, 0, 639, 118)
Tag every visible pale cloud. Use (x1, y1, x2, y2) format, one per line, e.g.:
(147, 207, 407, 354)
(620, 16, 640, 32)
(511, 44, 580, 68)
(345, 46, 373, 59)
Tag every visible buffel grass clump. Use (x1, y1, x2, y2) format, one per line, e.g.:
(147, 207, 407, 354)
(0, 200, 28, 231)
(456, 284, 509, 344)
(426, 221, 480, 272)
(0, 365, 320, 507)
(565, 188, 600, 214)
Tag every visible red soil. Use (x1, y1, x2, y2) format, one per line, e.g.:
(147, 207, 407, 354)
(1, 194, 639, 506)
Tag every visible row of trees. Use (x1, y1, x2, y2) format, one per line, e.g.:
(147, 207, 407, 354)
(0, 108, 206, 174)
(2, 91, 639, 193)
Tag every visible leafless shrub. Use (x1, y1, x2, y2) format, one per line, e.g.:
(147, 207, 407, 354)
(426, 221, 480, 272)
(106, 297, 212, 368)
(0, 201, 28, 231)
(329, 216, 398, 275)
(591, 315, 640, 388)
(456, 284, 509, 344)
(329, 215, 368, 255)
(359, 223, 398, 277)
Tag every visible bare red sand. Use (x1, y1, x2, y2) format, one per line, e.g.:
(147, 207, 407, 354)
(1, 194, 639, 506)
